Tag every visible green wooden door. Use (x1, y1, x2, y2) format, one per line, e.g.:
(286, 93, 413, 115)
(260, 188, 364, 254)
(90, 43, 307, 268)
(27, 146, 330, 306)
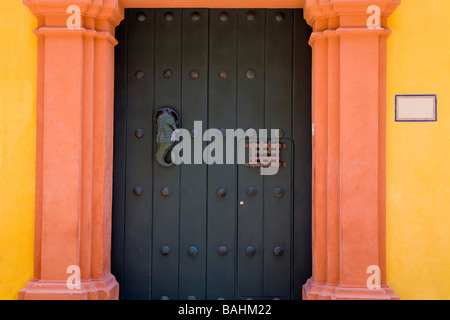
(112, 8, 312, 300)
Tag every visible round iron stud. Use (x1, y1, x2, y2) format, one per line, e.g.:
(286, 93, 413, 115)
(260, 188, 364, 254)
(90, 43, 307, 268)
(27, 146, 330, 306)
(188, 246, 198, 257)
(190, 128, 199, 137)
(273, 129, 284, 138)
(246, 11, 257, 21)
(161, 296, 170, 300)
(218, 246, 228, 256)
(191, 11, 201, 21)
(187, 295, 197, 300)
(247, 187, 257, 197)
(239, 201, 245, 206)
(135, 70, 145, 80)
(190, 69, 199, 79)
(273, 246, 284, 257)
(161, 186, 171, 197)
(246, 69, 256, 79)
(246, 128, 257, 137)
(133, 186, 143, 196)
(164, 12, 174, 22)
(245, 246, 256, 256)
(136, 11, 146, 22)
(273, 187, 284, 198)
(163, 69, 173, 79)
(219, 69, 228, 80)
(275, 12, 285, 22)
(135, 128, 145, 138)
(219, 12, 229, 22)
(161, 245, 171, 256)
(217, 187, 227, 197)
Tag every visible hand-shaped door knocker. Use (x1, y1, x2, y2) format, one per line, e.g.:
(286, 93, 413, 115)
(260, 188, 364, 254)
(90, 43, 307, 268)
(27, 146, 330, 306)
(154, 107, 180, 167)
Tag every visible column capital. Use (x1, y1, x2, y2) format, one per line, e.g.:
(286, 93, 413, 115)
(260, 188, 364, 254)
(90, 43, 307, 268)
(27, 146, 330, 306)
(304, 0, 401, 31)
(23, 0, 124, 33)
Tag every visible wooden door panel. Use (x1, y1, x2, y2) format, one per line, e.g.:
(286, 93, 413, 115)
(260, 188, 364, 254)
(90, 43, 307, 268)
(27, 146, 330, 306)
(112, 8, 312, 300)
(178, 8, 209, 301)
(151, 8, 182, 300)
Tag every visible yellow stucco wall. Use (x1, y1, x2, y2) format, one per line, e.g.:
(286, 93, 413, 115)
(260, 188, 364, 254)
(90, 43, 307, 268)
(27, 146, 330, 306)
(386, 0, 450, 300)
(0, 0, 449, 300)
(0, 0, 37, 299)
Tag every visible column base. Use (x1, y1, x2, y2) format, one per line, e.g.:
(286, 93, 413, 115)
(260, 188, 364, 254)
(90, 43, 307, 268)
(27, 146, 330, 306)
(302, 277, 399, 300)
(18, 273, 119, 300)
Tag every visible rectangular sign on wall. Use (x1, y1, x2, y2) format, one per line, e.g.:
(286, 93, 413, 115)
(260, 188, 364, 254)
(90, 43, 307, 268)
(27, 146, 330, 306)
(395, 95, 437, 122)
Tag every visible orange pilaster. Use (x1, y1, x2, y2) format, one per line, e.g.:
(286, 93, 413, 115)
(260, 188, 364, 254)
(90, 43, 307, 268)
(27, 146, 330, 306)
(19, 0, 122, 299)
(302, 0, 400, 300)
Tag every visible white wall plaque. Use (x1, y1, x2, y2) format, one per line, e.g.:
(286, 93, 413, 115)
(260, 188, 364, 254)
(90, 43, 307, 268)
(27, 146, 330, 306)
(395, 95, 437, 122)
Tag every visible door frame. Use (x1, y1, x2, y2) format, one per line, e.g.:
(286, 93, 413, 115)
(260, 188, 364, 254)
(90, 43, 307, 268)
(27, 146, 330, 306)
(19, 0, 401, 300)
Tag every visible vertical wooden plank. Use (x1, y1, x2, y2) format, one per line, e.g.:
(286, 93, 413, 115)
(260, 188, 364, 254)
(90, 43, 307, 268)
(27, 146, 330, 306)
(111, 9, 128, 300)
(122, 9, 155, 299)
(263, 9, 293, 299)
(178, 8, 209, 300)
(263, 139, 293, 299)
(265, 9, 293, 138)
(152, 8, 182, 300)
(207, 8, 238, 300)
(292, 9, 312, 300)
(236, 8, 265, 299)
